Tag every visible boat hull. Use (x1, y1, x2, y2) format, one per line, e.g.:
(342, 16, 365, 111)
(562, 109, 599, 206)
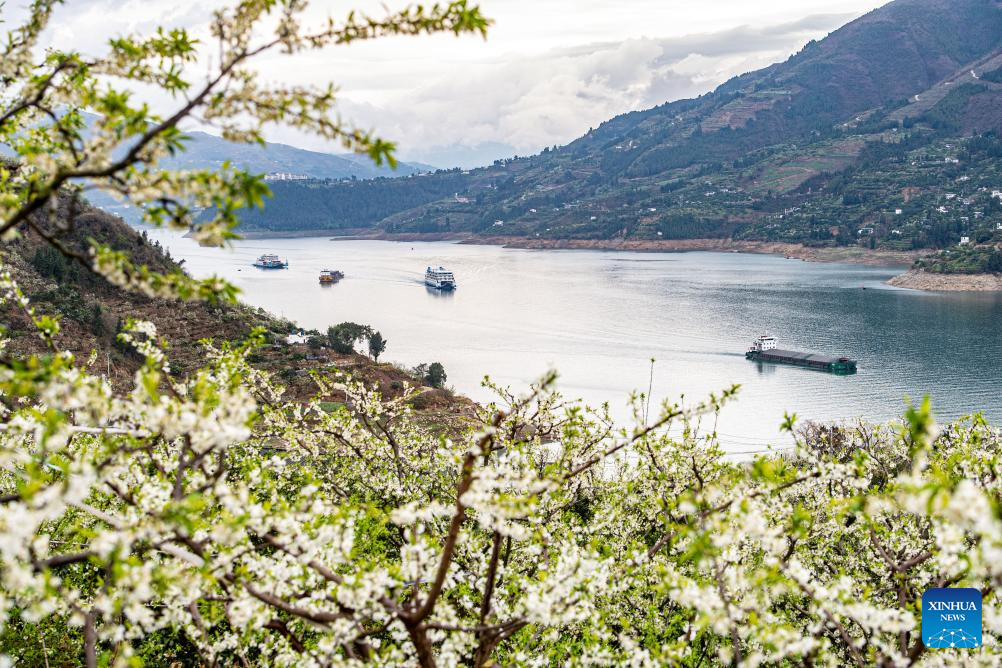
(319, 271, 344, 283)
(746, 350, 857, 375)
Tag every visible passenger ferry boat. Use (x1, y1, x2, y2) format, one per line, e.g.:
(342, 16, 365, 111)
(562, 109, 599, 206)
(745, 334, 857, 375)
(319, 269, 344, 284)
(253, 254, 288, 269)
(424, 266, 457, 290)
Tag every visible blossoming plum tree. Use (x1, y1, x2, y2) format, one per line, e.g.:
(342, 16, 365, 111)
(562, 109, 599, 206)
(2, 2, 1002, 667)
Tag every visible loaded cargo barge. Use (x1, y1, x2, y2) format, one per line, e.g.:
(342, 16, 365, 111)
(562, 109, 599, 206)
(745, 335, 857, 375)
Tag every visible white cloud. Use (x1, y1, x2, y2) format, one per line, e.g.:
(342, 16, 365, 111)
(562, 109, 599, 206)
(319, 14, 873, 167)
(10, 0, 888, 167)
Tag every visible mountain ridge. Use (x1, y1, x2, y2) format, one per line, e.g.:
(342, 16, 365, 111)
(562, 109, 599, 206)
(220, 0, 1002, 257)
(166, 130, 435, 179)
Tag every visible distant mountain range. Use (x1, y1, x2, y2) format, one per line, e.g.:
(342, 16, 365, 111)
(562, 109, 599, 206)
(163, 131, 436, 180)
(71, 125, 435, 223)
(226, 0, 1002, 253)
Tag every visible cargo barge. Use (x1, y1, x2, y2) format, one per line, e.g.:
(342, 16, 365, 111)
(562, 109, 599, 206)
(745, 335, 857, 375)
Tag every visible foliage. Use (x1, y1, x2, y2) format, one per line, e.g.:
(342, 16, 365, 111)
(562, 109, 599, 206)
(914, 243, 1002, 274)
(415, 361, 447, 388)
(31, 245, 83, 284)
(0, 3, 491, 661)
(982, 65, 1002, 85)
(4, 2, 1002, 667)
(219, 173, 471, 232)
(0, 0, 489, 301)
(327, 321, 374, 354)
(225, 3, 1002, 267)
(368, 331, 387, 361)
(3, 282, 1002, 666)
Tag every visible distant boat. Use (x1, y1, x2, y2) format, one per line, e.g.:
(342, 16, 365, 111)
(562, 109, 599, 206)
(745, 334, 857, 375)
(253, 254, 288, 269)
(425, 266, 457, 290)
(319, 269, 344, 284)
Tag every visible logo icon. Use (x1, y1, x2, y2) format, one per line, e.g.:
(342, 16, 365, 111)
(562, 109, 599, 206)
(922, 588, 982, 649)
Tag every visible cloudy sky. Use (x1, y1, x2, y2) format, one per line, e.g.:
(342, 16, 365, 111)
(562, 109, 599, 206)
(26, 0, 889, 167)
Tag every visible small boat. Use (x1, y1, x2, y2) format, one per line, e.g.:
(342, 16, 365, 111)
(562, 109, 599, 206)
(319, 269, 344, 284)
(253, 254, 288, 269)
(745, 334, 857, 375)
(425, 266, 457, 290)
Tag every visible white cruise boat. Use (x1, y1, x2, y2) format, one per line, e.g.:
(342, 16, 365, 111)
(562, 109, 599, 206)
(252, 253, 288, 269)
(424, 266, 457, 290)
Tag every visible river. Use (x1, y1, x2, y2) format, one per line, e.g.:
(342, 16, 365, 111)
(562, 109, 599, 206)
(149, 232, 1002, 453)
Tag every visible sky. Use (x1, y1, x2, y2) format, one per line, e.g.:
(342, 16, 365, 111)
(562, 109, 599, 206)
(22, 0, 890, 168)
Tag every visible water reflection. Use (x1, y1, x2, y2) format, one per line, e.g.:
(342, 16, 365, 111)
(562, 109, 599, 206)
(425, 286, 456, 298)
(752, 361, 777, 376)
(146, 233, 1002, 449)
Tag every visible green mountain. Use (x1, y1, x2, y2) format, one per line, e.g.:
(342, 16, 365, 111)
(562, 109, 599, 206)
(229, 0, 1002, 253)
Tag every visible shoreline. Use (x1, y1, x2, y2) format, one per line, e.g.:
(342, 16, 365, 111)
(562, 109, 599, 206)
(193, 227, 1002, 292)
(222, 230, 1002, 291)
(230, 230, 915, 267)
(272, 231, 917, 268)
(886, 269, 1002, 292)
(466, 236, 920, 267)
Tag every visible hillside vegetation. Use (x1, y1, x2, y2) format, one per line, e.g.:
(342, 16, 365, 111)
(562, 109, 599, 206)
(913, 243, 1002, 273)
(225, 0, 1002, 268)
(1, 197, 471, 421)
(6, 1, 1002, 665)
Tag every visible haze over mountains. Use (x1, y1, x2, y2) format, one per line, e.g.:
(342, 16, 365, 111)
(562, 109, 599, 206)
(164, 131, 435, 180)
(73, 124, 434, 222)
(217, 0, 1002, 252)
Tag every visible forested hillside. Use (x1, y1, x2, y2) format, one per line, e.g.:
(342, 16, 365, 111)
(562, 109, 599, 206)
(229, 170, 470, 232)
(230, 0, 1002, 261)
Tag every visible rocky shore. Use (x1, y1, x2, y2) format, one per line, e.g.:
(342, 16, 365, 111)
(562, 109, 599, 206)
(887, 269, 1002, 292)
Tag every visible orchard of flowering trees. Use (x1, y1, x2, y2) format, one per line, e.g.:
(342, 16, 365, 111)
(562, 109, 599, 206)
(2, 1, 1002, 666)
(3, 283, 1002, 667)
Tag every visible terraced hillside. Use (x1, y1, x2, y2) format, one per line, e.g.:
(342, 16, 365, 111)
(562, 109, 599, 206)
(217, 0, 1002, 261)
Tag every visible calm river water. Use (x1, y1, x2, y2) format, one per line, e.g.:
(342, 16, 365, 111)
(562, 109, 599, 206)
(150, 232, 1002, 452)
